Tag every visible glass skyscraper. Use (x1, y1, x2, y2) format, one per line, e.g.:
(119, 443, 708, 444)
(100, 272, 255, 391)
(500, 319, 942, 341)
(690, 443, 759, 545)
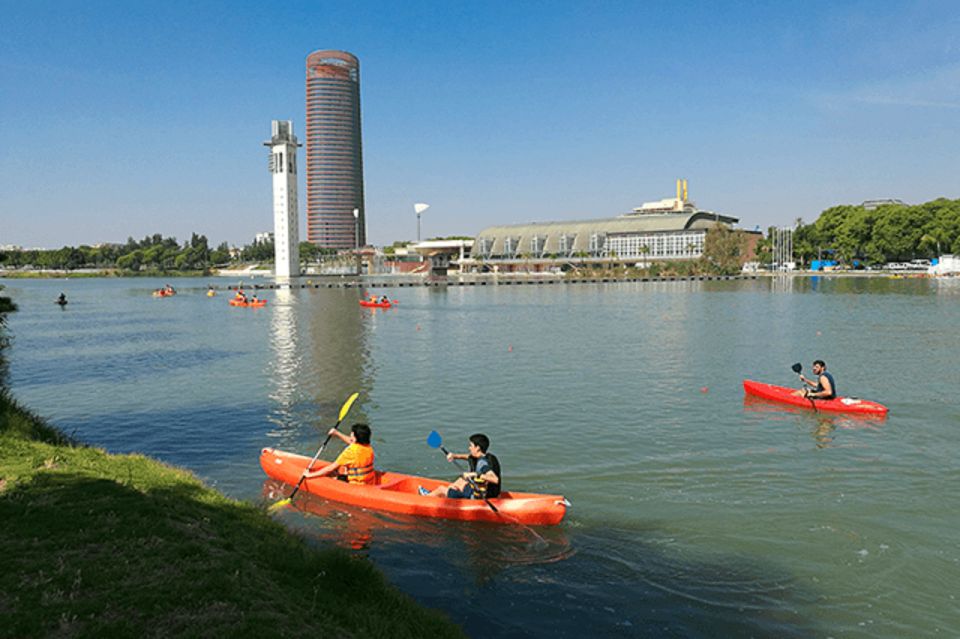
(305, 50, 365, 248)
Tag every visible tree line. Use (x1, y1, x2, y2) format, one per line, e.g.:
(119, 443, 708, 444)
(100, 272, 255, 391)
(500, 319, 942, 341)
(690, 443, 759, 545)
(0, 234, 338, 273)
(760, 197, 960, 266)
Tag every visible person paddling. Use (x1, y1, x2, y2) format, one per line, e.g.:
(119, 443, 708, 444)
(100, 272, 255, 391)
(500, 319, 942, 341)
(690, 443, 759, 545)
(56, 292, 67, 305)
(422, 433, 501, 499)
(303, 423, 376, 485)
(795, 359, 836, 400)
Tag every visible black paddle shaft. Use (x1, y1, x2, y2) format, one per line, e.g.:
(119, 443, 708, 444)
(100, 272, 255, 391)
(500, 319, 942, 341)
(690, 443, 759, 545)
(791, 363, 819, 412)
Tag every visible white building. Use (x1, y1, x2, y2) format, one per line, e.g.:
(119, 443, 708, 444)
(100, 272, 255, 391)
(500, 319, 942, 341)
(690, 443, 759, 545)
(264, 120, 301, 279)
(929, 255, 960, 276)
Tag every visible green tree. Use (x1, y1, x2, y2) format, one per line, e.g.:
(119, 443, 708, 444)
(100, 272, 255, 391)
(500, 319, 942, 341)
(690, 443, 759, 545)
(700, 226, 747, 275)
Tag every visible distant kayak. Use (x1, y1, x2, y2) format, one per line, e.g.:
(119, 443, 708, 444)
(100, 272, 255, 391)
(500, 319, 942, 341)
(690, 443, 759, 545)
(55, 300, 68, 306)
(261, 447, 568, 526)
(229, 298, 267, 308)
(359, 300, 392, 308)
(743, 380, 889, 415)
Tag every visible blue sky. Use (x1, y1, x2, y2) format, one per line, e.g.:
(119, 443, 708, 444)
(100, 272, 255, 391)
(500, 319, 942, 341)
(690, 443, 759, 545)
(2, 0, 959, 248)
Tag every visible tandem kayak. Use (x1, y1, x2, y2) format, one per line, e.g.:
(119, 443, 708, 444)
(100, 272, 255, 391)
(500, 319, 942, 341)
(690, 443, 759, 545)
(743, 380, 889, 415)
(230, 298, 267, 307)
(260, 447, 569, 526)
(359, 300, 392, 308)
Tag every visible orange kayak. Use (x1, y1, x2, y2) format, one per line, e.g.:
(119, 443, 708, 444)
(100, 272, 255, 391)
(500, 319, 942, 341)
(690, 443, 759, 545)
(359, 300, 392, 308)
(260, 447, 569, 526)
(743, 380, 889, 415)
(230, 298, 267, 307)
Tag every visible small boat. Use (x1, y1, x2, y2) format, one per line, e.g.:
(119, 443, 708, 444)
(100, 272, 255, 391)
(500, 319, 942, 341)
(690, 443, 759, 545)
(230, 298, 267, 307)
(229, 297, 265, 307)
(359, 300, 392, 308)
(260, 447, 568, 526)
(743, 380, 888, 415)
(206, 290, 216, 297)
(55, 299, 68, 306)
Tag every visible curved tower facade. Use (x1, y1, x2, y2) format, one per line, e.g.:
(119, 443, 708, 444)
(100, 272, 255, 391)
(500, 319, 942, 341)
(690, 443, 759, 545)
(305, 50, 365, 249)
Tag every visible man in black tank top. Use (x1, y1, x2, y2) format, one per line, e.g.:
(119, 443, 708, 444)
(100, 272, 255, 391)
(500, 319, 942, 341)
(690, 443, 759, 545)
(799, 359, 837, 400)
(423, 433, 501, 499)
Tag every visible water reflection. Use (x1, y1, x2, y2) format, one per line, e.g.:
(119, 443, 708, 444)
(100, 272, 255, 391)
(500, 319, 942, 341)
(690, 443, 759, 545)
(267, 288, 300, 417)
(265, 288, 373, 447)
(743, 395, 885, 449)
(305, 289, 372, 418)
(261, 479, 575, 579)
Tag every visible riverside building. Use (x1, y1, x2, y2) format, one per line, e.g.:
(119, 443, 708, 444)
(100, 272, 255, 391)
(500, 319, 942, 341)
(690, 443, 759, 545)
(305, 50, 365, 250)
(466, 180, 757, 272)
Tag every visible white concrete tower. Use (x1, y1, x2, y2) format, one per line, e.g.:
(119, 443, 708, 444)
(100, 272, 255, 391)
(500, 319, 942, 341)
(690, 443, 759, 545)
(264, 120, 301, 279)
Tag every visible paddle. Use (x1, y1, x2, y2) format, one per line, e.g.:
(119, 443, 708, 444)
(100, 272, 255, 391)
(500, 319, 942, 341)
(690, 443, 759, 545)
(426, 431, 551, 546)
(426, 430, 498, 513)
(791, 363, 819, 413)
(268, 392, 360, 511)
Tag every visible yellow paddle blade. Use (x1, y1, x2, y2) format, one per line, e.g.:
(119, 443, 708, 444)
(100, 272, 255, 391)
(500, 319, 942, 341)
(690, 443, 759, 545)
(338, 392, 360, 422)
(267, 498, 291, 512)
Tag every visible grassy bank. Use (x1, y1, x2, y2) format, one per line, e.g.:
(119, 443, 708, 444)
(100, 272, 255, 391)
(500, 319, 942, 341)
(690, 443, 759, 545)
(0, 391, 463, 638)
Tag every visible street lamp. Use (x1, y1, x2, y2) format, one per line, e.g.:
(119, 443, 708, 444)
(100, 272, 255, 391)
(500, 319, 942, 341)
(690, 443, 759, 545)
(414, 203, 430, 242)
(353, 208, 360, 277)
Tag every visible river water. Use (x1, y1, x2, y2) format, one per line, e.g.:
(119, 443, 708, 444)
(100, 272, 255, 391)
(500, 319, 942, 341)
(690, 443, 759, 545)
(4, 276, 959, 637)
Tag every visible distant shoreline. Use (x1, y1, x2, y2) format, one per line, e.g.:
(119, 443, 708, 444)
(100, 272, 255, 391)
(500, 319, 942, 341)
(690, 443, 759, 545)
(1, 268, 940, 283)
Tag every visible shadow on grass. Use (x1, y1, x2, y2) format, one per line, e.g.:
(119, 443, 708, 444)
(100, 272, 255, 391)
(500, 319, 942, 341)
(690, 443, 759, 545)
(0, 460, 462, 638)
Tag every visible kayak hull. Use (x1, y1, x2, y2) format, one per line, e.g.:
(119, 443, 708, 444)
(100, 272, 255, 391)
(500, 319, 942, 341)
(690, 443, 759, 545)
(260, 447, 568, 526)
(359, 300, 392, 308)
(230, 299, 267, 307)
(743, 380, 888, 415)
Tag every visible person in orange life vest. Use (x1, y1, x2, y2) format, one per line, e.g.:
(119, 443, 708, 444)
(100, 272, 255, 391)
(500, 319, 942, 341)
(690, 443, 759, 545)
(380, 295, 389, 304)
(303, 423, 376, 485)
(423, 433, 500, 499)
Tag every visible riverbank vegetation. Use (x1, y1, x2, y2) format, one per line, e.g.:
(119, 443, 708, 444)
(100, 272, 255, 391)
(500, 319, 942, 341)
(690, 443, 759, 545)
(757, 197, 960, 267)
(0, 289, 462, 638)
(0, 234, 337, 276)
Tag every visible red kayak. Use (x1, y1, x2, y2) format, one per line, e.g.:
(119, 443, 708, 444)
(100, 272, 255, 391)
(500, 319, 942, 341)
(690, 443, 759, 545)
(260, 447, 568, 526)
(743, 380, 889, 415)
(359, 300, 392, 308)
(230, 298, 267, 307)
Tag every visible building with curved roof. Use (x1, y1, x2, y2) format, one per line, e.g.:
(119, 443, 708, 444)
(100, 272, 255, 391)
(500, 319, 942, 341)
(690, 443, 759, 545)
(466, 181, 757, 272)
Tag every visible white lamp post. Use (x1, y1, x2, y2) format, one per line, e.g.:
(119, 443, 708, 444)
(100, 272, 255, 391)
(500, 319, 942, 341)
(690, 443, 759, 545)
(353, 208, 360, 276)
(414, 203, 430, 242)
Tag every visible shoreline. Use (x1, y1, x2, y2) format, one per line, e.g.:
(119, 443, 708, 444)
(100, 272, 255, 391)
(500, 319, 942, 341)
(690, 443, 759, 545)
(0, 388, 464, 637)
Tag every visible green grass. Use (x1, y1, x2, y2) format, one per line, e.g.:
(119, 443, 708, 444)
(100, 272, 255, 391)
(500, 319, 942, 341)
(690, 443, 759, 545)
(0, 390, 464, 638)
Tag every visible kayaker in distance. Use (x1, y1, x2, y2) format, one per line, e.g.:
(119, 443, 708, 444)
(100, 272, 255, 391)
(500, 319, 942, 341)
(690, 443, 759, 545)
(421, 433, 501, 499)
(303, 423, 376, 485)
(56, 292, 67, 305)
(794, 360, 836, 400)
(380, 295, 389, 304)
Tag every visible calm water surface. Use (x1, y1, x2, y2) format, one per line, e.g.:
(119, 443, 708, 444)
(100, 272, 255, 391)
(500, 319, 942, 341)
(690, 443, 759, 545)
(5, 276, 960, 637)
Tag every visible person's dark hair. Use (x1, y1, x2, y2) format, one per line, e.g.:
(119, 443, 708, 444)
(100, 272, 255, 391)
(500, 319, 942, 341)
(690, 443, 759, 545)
(813, 359, 826, 368)
(469, 433, 490, 453)
(352, 423, 371, 445)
